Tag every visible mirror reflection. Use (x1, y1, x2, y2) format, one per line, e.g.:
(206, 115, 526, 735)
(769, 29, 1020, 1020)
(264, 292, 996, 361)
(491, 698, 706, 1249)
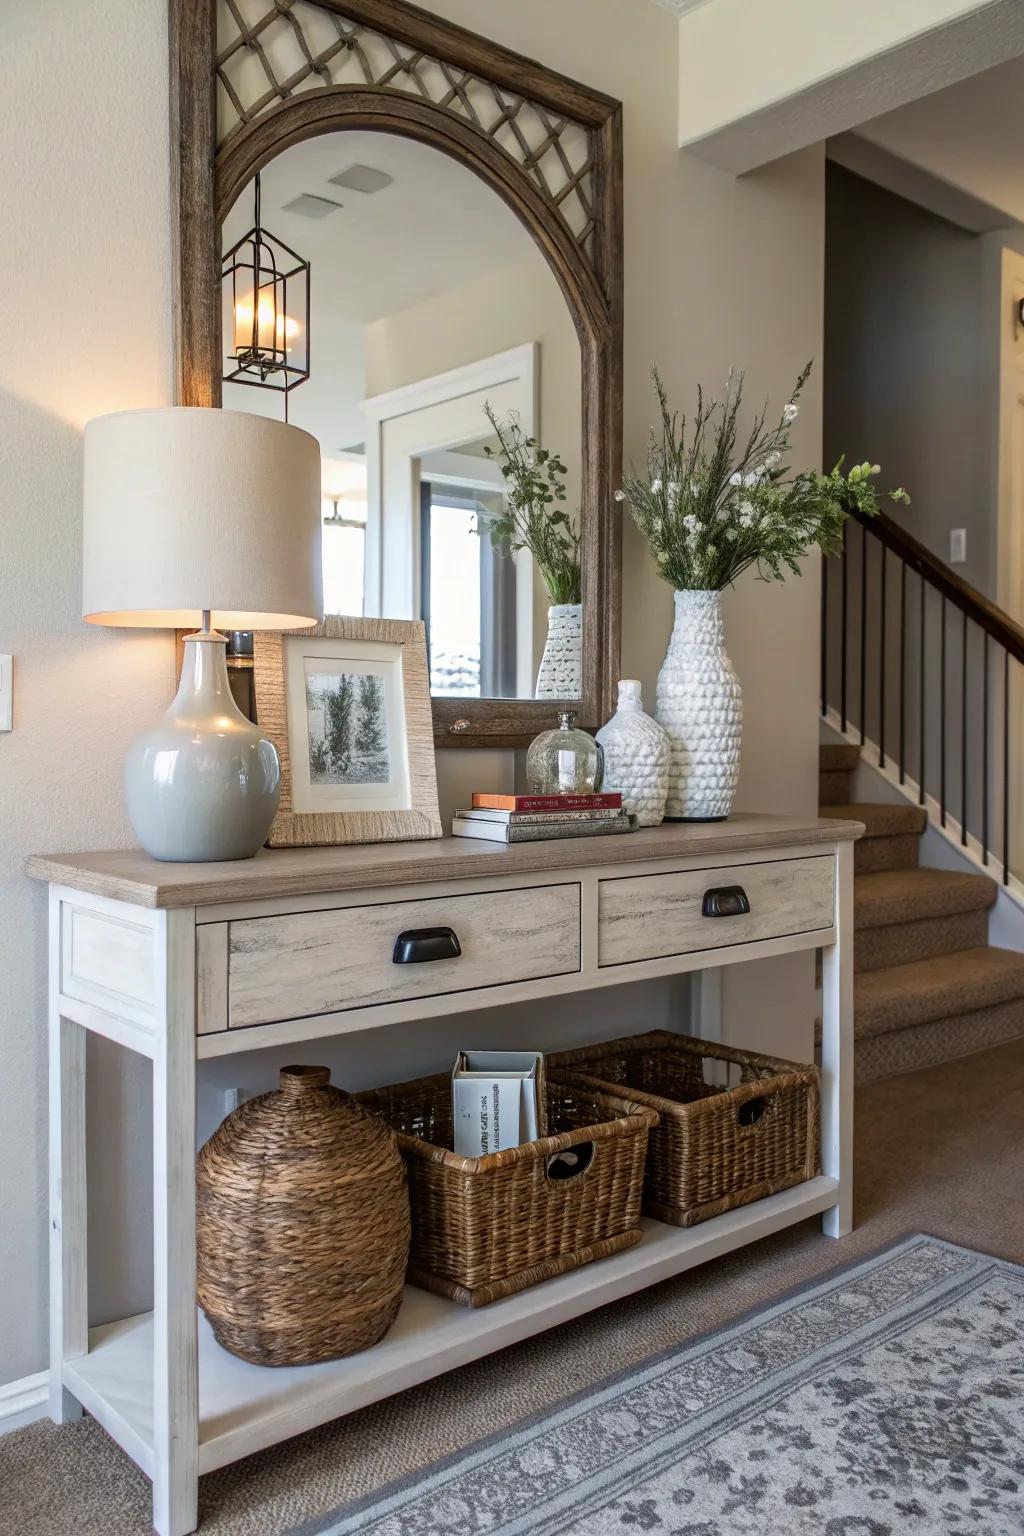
(222, 130, 583, 700)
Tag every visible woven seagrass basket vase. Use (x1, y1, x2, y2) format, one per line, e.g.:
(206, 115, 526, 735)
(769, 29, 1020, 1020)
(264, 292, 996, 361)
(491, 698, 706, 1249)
(196, 1065, 411, 1366)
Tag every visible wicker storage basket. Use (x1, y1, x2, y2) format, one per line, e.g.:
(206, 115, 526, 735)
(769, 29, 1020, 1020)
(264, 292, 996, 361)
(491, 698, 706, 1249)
(357, 1072, 657, 1307)
(550, 1031, 819, 1228)
(197, 1065, 411, 1366)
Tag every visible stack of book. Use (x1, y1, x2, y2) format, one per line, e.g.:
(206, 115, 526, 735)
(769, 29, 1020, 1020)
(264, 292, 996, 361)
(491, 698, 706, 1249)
(451, 791, 638, 843)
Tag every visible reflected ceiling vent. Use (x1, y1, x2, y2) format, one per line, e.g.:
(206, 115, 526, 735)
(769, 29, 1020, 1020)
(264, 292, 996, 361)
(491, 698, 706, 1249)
(281, 193, 343, 219)
(329, 164, 394, 195)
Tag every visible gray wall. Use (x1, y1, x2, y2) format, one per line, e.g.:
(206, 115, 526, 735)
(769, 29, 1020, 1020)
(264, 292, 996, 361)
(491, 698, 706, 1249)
(824, 161, 998, 598)
(822, 164, 1024, 867)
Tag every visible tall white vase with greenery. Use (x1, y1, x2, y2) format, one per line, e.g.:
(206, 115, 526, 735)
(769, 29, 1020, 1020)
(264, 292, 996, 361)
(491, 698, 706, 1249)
(618, 364, 909, 821)
(479, 404, 583, 701)
(657, 590, 741, 820)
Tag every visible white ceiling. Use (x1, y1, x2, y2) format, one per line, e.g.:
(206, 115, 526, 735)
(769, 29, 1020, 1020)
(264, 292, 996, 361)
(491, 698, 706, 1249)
(646, 0, 717, 13)
(843, 53, 1024, 230)
(222, 130, 538, 324)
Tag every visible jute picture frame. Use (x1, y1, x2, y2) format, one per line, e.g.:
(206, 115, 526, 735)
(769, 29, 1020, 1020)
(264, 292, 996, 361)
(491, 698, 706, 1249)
(254, 616, 442, 848)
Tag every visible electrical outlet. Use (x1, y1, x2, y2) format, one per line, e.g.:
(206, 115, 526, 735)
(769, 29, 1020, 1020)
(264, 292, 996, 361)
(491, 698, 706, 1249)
(950, 528, 967, 565)
(221, 1086, 250, 1117)
(0, 655, 11, 731)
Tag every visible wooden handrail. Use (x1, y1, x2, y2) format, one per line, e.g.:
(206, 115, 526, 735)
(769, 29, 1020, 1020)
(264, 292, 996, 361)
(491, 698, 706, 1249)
(850, 505, 1024, 666)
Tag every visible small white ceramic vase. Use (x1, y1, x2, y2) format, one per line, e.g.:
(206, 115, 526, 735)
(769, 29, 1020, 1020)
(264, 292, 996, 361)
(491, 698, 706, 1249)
(656, 589, 742, 821)
(535, 602, 583, 699)
(596, 680, 670, 826)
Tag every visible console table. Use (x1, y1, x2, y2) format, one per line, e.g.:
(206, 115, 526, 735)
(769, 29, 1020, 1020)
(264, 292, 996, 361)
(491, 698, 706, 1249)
(28, 812, 859, 1536)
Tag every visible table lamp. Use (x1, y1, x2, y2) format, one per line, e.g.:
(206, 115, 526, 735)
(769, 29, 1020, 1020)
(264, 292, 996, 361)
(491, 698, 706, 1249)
(83, 407, 323, 862)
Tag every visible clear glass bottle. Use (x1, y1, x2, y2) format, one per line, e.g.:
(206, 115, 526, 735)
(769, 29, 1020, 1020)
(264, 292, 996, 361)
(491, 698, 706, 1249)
(526, 710, 604, 795)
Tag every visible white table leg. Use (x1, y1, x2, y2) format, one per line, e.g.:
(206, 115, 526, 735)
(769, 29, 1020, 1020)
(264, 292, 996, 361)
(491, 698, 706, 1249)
(820, 839, 854, 1237)
(49, 887, 88, 1422)
(152, 909, 199, 1536)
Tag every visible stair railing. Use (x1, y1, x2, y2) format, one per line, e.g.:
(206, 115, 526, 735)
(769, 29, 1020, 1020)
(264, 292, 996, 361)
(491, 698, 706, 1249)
(821, 506, 1024, 886)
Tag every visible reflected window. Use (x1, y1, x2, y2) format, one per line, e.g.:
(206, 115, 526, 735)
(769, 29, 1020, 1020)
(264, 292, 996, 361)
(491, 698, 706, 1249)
(322, 456, 367, 617)
(421, 483, 516, 697)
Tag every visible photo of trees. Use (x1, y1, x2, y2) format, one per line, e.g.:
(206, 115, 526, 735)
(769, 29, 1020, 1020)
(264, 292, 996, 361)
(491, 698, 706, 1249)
(306, 670, 391, 786)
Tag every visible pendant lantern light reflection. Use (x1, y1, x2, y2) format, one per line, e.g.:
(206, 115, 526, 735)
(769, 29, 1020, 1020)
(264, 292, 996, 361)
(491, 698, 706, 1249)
(222, 173, 310, 416)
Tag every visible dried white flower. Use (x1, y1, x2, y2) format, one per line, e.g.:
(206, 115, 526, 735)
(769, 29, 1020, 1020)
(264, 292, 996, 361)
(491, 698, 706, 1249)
(729, 472, 743, 488)
(766, 451, 782, 469)
(613, 489, 625, 502)
(651, 477, 662, 494)
(783, 402, 799, 424)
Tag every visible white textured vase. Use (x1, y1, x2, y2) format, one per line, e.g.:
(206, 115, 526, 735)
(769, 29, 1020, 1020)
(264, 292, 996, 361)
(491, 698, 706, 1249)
(535, 603, 582, 700)
(596, 680, 670, 826)
(656, 590, 742, 821)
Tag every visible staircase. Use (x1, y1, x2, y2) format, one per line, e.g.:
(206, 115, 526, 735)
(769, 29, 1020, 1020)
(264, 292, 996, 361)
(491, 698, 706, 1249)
(818, 742, 1024, 1084)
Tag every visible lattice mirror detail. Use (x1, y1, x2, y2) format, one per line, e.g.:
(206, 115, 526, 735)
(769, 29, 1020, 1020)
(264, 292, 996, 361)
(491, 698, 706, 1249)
(216, 0, 598, 260)
(172, 0, 623, 747)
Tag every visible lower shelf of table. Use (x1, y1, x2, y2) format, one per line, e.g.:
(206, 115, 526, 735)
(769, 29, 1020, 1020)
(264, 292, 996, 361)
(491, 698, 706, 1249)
(63, 1175, 839, 1479)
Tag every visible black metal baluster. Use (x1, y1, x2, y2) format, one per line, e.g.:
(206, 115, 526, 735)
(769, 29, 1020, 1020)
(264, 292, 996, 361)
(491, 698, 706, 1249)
(940, 599, 946, 827)
(879, 545, 886, 767)
(1004, 651, 1011, 885)
(899, 562, 907, 784)
(820, 554, 828, 718)
(860, 525, 867, 745)
(962, 610, 969, 846)
(841, 524, 848, 734)
(982, 632, 990, 865)
(919, 575, 926, 805)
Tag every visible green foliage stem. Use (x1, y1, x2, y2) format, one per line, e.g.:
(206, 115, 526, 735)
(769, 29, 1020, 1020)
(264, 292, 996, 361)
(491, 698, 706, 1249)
(618, 364, 909, 592)
(480, 404, 582, 606)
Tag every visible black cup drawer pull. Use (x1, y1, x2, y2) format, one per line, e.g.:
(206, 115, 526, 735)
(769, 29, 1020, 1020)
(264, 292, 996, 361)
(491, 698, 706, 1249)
(702, 885, 751, 919)
(392, 927, 462, 965)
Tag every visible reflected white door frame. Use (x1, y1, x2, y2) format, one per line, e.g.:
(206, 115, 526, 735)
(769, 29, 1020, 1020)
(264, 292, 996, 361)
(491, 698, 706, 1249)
(360, 343, 537, 630)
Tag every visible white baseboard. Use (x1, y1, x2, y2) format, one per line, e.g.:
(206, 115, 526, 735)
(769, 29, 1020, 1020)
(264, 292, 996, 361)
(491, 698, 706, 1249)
(0, 1370, 48, 1435)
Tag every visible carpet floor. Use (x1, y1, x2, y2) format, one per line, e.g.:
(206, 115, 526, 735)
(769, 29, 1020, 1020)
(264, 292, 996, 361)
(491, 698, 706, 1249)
(4, 1038, 1024, 1536)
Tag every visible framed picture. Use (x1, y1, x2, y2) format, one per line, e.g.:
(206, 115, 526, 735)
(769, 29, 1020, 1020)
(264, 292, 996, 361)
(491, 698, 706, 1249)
(254, 617, 442, 848)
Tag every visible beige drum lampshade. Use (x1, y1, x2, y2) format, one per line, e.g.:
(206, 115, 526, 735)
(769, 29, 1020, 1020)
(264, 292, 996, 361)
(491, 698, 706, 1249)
(82, 407, 323, 629)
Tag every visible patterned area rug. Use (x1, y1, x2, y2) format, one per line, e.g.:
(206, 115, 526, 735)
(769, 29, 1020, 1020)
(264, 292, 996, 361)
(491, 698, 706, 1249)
(293, 1235, 1024, 1536)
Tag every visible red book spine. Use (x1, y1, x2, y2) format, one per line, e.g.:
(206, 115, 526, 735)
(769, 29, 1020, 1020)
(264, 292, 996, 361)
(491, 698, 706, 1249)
(471, 792, 623, 812)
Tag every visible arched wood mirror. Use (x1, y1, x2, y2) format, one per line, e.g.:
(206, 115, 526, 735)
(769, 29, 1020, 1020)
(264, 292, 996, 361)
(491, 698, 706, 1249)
(171, 0, 622, 747)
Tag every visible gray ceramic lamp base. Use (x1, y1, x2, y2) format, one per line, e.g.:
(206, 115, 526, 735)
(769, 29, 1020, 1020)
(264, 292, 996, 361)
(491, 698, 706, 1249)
(124, 631, 281, 862)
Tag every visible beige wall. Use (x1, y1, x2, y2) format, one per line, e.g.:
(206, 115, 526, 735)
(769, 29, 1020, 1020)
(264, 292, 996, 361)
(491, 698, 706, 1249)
(676, 0, 1024, 172)
(0, 0, 824, 1387)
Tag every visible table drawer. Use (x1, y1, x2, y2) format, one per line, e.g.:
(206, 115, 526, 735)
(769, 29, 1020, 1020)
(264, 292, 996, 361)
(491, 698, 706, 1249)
(226, 882, 581, 1028)
(597, 856, 834, 967)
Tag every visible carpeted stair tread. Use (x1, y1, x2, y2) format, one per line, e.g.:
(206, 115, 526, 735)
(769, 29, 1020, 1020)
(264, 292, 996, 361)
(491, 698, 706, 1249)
(856, 999, 1024, 1084)
(855, 946, 1024, 1040)
(818, 769, 852, 806)
(819, 743, 860, 772)
(821, 802, 927, 839)
(854, 869, 997, 931)
(853, 834, 920, 874)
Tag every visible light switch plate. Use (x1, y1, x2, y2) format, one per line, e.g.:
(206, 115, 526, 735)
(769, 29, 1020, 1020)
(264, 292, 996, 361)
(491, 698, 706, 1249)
(950, 528, 967, 565)
(0, 655, 11, 731)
